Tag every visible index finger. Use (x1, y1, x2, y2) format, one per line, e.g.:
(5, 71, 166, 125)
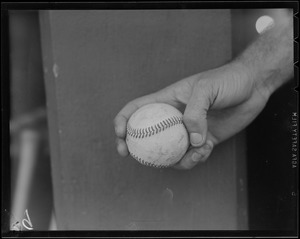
(113, 94, 158, 139)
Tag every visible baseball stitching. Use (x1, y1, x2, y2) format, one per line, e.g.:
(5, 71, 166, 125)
(127, 115, 183, 139)
(129, 152, 168, 168)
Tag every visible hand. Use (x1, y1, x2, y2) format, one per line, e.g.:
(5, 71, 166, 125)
(114, 61, 270, 169)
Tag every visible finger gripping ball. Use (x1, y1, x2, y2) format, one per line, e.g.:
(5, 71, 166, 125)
(126, 103, 189, 168)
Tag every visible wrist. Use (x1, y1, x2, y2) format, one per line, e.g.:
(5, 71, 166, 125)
(230, 56, 273, 101)
(231, 11, 293, 100)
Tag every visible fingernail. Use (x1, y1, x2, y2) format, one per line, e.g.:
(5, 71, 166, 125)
(203, 143, 211, 150)
(190, 133, 203, 146)
(192, 152, 200, 162)
(204, 140, 213, 151)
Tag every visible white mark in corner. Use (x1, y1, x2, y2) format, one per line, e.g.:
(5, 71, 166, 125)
(22, 209, 33, 230)
(53, 63, 59, 78)
(10, 209, 33, 231)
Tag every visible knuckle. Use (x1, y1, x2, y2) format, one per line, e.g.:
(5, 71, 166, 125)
(196, 79, 211, 92)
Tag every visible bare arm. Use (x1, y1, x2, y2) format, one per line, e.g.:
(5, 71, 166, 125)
(235, 9, 293, 99)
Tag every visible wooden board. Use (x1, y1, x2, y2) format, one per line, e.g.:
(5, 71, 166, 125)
(39, 9, 247, 230)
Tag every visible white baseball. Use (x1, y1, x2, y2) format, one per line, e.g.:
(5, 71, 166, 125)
(126, 103, 189, 168)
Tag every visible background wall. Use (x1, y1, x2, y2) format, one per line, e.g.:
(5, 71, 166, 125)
(39, 10, 248, 230)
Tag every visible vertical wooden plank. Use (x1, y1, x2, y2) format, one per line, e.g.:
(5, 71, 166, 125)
(40, 10, 247, 230)
(39, 11, 64, 229)
(9, 10, 52, 230)
(9, 11, 45, 119)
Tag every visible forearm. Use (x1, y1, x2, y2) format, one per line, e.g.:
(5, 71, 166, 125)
(234, 9, 293, 98)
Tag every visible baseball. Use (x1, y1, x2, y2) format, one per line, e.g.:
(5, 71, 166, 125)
(126, 103, 189, 168)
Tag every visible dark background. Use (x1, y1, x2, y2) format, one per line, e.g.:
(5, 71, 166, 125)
(231, 9, 297, 230)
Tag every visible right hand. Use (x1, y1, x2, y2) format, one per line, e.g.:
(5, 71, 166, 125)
(114, 61, 270, 169)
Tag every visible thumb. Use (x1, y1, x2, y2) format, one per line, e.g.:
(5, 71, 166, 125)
(183, 81, 212, 147)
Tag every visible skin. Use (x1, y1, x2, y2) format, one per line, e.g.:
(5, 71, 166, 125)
(114, 9, 293, 170)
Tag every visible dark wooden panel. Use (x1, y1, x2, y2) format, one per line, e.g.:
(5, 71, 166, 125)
(9, 11, 46, 119)
(232, 9, 297, 230)
(40, 10, 247, 230)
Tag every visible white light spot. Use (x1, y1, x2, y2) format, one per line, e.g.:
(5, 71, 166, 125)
(53, 63, 59, 78)
(256, 15, 275, 34)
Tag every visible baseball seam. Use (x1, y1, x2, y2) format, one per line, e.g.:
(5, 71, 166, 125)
(127, 115, 182, 139)
(129, 151, 169, 168)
